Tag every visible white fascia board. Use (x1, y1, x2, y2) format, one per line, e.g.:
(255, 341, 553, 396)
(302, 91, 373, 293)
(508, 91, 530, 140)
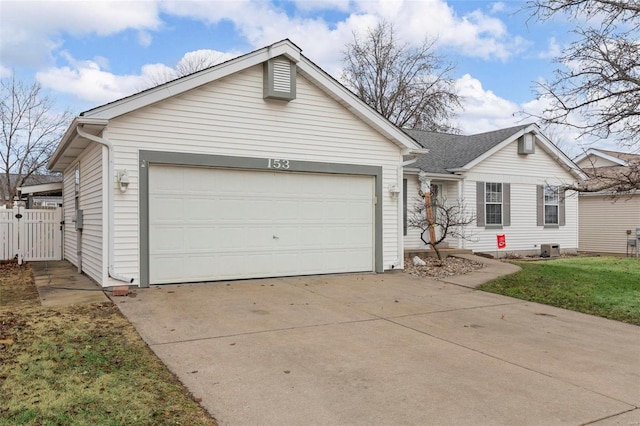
(47, 117, 108, 171)
(531, 129, 589, 180)
(402, 148, 429, 155)
(402, 168, 463, 180)
(296, 61, 423, 151)
(18, 182, 63, 194)
(48, 117, 80, 171)
(574, 148, 628, 166)
(84, 41, 302, 120)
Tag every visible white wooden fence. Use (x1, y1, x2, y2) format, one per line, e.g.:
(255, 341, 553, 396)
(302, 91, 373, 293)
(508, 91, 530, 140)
(0, 208, 62, 261)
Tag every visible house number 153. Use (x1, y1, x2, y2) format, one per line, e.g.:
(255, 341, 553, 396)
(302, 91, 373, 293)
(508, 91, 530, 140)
(268, 158, 290, 169)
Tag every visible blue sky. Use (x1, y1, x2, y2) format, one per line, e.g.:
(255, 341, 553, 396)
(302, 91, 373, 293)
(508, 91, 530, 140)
(0, 0, 596, 155)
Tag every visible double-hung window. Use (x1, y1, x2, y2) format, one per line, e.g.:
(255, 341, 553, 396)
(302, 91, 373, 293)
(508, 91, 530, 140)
(544, 186, 559, 225)
(485, 182, 502, 225)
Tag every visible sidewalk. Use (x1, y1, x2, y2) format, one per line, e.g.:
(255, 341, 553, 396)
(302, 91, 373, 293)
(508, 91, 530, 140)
(31, 260, 109, 308)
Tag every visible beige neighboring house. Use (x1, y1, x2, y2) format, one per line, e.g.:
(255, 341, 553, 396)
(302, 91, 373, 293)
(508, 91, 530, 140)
(574, 148, 640, 255)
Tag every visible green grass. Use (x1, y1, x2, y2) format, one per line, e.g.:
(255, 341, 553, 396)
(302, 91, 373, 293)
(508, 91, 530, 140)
(479, 256, 640, 325)
(0, 262, 217, 426)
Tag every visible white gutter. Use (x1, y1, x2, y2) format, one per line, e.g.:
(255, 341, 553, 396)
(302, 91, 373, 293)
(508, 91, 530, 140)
(76, 125, 134, 284)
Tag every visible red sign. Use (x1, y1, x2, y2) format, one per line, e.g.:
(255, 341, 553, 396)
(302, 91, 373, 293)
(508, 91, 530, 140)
(497, 234, 506, 249)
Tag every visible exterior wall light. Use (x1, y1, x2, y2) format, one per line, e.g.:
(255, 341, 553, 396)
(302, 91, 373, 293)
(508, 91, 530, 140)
(117, 170, 130, 193)
(389, 184, 401, 199)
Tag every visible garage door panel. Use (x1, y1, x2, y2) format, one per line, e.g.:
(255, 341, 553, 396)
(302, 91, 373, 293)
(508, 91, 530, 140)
(152, 226, 187, 251)
(149, 165, 374, 284)
(152, 255, 187, 283)
(184, 227, 218, 250)
(150, 196, 184, 221)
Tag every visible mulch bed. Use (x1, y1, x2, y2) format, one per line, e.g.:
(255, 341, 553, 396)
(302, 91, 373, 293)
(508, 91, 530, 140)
(404, 254, 485, 279)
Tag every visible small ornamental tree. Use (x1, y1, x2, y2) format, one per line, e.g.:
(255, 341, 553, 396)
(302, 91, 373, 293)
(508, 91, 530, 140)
(408, 194, 476, 262)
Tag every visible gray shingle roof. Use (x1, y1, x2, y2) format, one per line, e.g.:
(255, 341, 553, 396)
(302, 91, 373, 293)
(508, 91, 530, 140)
(404, 124, 532, 174)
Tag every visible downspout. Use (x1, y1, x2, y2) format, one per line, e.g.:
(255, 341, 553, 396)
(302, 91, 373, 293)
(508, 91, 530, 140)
(76, 125, 134, 284)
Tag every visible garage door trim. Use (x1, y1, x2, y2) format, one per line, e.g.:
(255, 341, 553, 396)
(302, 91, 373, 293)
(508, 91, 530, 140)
(139, 150, 383, 287)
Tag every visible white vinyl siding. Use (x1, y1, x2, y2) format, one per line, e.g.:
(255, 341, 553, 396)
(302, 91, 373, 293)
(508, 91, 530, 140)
(404, 175, 424, 249)
(61, 143, 103, 284)
(63, 164, 77, 267)
(105, 65, 402, 285)
(464, 142, 578, 254)
(579, 194, 640, 254)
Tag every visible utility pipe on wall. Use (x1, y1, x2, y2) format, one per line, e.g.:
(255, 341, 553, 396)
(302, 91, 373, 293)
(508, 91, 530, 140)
(76, 125, 134, 284)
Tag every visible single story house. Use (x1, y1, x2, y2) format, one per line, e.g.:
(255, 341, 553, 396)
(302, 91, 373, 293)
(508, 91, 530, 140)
(48, 39, 426, 288)
(574, 148, 640, 255)
(403, 125, 586, 256)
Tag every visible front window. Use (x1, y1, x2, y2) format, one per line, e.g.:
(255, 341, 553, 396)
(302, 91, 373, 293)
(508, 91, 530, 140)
(544, 186, 559, 225)
(485, 182, 502, 225)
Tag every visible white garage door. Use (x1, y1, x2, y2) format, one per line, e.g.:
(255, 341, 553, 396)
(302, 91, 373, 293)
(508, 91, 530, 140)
(149, 165, 374, 284)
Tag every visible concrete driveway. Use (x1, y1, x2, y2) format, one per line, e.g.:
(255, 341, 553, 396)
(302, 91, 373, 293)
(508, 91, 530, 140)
(115, 271, 640, 425)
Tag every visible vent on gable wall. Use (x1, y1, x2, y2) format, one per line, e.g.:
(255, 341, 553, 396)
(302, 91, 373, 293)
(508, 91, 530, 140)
(264, 56, 296, 101)
(518, 133, 536, 155)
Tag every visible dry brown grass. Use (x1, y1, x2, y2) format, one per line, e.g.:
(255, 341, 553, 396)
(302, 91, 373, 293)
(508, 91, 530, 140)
(0, 262, 217, 425)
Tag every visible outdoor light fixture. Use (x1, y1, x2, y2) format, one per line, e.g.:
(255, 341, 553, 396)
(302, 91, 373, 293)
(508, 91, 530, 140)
(117, 170, 130, 193)
(389, 184, 400, 199)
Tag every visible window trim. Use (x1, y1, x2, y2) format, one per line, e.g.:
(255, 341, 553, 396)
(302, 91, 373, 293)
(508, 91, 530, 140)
(544, 185, 560, 226)
(485, 182, 503, 226)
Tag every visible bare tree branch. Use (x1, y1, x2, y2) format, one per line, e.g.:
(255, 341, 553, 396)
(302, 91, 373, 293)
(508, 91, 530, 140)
(525, 0, 640, 148)
(407, 194, 476, 261)
(0, 73, 71, 206)
(341, 20, 461, 133)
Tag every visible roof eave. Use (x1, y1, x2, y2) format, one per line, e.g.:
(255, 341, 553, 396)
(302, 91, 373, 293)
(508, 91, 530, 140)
(48, 117, 108, 172)
(574, 148, 628, 167)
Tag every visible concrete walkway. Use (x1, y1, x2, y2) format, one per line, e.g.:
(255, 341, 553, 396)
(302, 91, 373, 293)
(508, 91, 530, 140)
(113, 257, 640, 426)
(31, 261, 109, 308)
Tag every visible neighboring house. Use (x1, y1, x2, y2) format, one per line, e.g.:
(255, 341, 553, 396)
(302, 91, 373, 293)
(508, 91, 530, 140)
(574, 148, 640, 255)
(403, 124, 586, 256)
(0, 173, 62, 208)
(47, 40, 425, 288)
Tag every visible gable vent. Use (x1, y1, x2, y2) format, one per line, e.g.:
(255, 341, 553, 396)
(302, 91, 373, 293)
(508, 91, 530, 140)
(264, 56, 296, 101)
(518, 133, 536, 155)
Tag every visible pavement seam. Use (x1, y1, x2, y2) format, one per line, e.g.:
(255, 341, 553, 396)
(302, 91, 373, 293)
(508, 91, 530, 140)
(580, 407, 640, 425)
(148, 317, 382, 347)
(381, 316, 639, 410)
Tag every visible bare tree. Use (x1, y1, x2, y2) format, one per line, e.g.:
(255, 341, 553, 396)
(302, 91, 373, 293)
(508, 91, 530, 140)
(0, 74, 71, 206)
(342, 20, 461, 133)
(566, 155, 640, 194)
(527, 0, 640, 150)
(408, 195, 476, 262)
(146, 50, 225, 87)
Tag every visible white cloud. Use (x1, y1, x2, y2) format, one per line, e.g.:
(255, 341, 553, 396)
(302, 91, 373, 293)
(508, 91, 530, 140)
(291, 0, 351, 12)
(537, 37, 562, 59)
(453, 74, 523, 133)
(490, 2, 506, 14)
(160, 0, 529, 68)
(0, 65, 11, 78)
(35, 49, 240, 105)
(137, 30, 153, 47)
(0, 0, 161, 67)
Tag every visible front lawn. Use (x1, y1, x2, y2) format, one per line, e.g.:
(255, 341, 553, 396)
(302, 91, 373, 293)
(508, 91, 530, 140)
(0, 262, 217, 425)
(479, 256, 640, 326)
